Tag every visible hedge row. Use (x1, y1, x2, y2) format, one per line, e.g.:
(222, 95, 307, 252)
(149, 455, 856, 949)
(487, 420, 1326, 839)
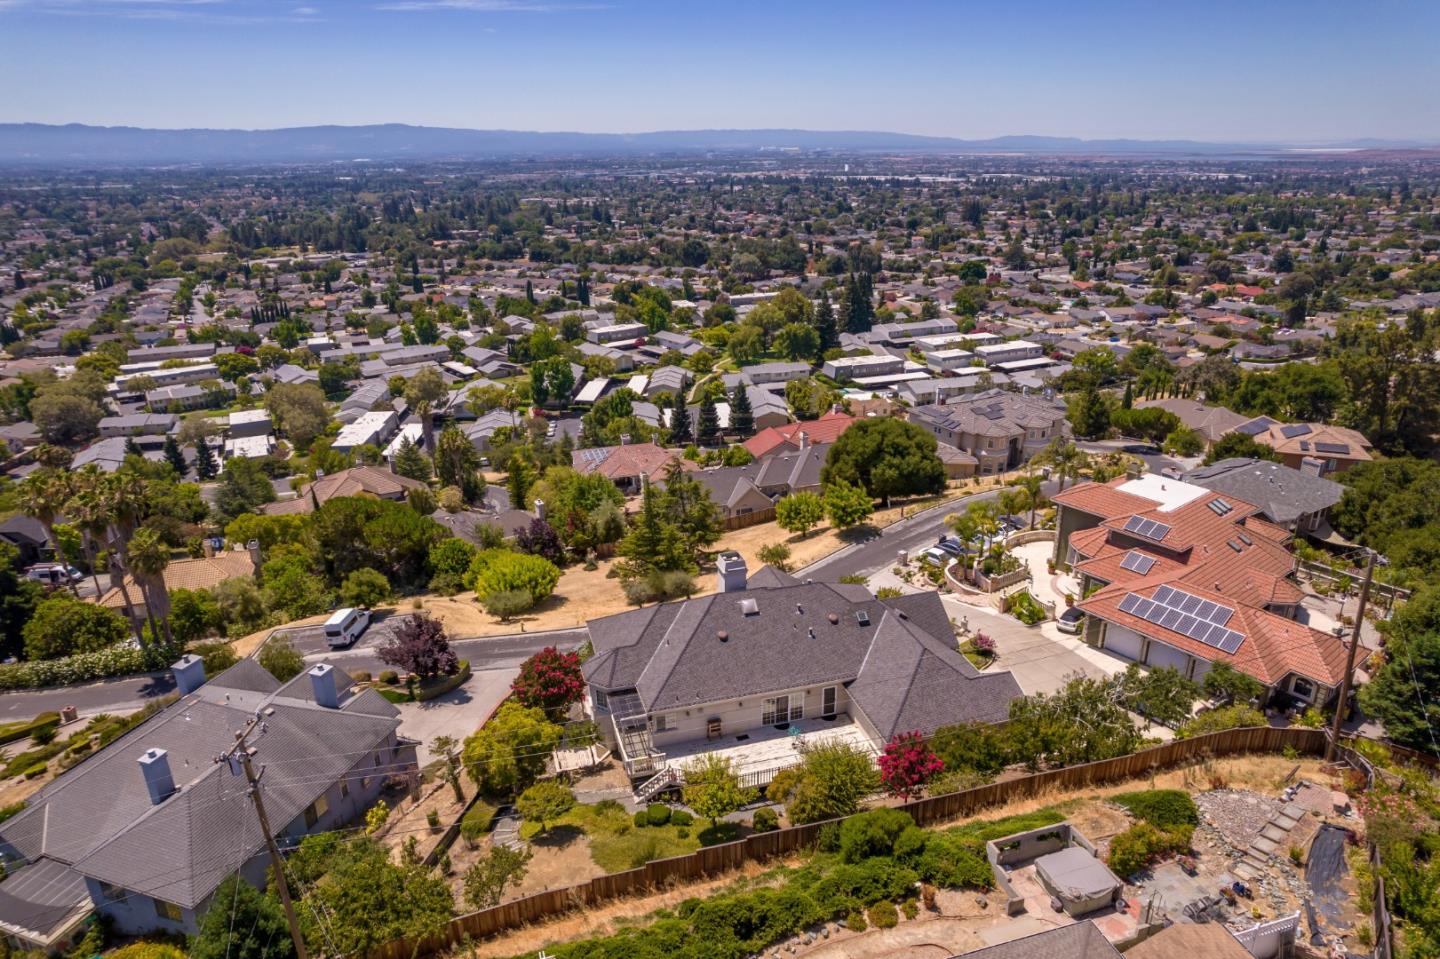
(0, 643, 182, 691)
(0, 712, 60, 746)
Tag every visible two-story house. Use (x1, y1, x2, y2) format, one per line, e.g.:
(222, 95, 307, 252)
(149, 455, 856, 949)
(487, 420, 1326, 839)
(907, 389, 1069, 475)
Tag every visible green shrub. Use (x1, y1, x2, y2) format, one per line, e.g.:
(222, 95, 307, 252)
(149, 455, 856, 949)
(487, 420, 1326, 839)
(633, 810, 649, 829)
(23, 762, 47, 779)
(901, 898, 919, 919)
(379, 670, 399, 685)
(846, 910, 867, 932)
(1177, 704, 1267, 738)
(4, 742, 63, 779)
(751, 807, 779, 832)
(108, 943, 186, 959)
(677, 827, 689, 839)
(1113, 790, 1198, 829)
(0, 802, 25, 823)
(807, 860, 919, 913)
(670, 809, 693, 827)
(869, 900, 899, 929)
(0, 643, 157, 691)
(913, 832, 992, 889)
(1107, 822, 1194, 877)
(646, 803, 672, 826)
(839, 808, 917, 863)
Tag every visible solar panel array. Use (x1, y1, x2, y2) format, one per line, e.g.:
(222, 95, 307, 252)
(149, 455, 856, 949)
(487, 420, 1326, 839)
(1123, 515, 1172, 541)
(1207, 498, 1233, 516)
(1119, 550, 1156, 575)
(580, 448, 610, 465)
(1315, 442, 1350, 455)
(975, 402, 1007, 421)
(1118, 585, 1244, 654)
(1279, 423, 1313, 439)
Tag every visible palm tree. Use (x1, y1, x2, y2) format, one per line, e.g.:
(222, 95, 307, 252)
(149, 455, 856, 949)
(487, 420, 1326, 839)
(1018, 471, 1045, 529)
(96, 472, 152, 646)
(126, 526, 173, 646)
(16, 469, 78, 594)
(63, 467, 113, 602)
(1043, 439, 1084, 493)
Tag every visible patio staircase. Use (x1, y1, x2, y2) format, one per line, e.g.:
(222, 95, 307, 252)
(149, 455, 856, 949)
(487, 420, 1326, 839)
(1232, 801, 1307, 881)
(635, 767, 681, 803)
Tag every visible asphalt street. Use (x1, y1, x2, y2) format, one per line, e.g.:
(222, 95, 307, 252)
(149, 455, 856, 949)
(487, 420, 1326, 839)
(0, 672, 177, 719)
(801, 481, 1060, 581)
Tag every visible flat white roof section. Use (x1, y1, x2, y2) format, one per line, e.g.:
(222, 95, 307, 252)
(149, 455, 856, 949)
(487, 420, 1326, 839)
(1117, 474, 1211, 512)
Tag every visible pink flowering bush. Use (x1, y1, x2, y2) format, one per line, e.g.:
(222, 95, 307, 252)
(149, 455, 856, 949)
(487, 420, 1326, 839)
(878, 730, 945, 800)
(511, 646, 585, 716)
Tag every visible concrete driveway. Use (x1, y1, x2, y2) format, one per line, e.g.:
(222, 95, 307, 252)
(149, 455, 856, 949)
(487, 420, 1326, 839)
(393, 665, 518, 766)
(941, 597, 1125, 695)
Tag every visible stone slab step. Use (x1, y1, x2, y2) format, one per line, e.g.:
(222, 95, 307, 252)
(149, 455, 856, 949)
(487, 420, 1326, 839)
(1252, 836, 1279, 856)
(1261, 824, 1291, 843)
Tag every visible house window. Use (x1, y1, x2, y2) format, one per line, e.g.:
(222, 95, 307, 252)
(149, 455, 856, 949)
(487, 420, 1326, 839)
(822, 686, 837, 718)
(154, 899, 183, 922)
(763, 695, 803, 725)
(1291, 676, 1316, 701)
(593, 689, 609, 711)
(652, 714, 668, 733)
(304, 793, 330, 828)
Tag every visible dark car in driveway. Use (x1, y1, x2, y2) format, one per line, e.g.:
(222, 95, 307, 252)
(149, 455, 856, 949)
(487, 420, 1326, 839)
(1121, 443, 1161, 455)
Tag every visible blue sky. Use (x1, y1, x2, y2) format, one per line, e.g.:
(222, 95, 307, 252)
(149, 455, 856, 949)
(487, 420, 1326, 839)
(2, 0, 1437, 141)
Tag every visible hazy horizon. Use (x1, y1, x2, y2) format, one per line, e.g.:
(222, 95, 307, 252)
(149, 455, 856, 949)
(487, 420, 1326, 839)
(2, 0, 1437, 142)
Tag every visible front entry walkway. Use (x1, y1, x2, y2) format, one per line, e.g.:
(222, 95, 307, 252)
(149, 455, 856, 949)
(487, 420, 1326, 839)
(942, 597, 1126, 696)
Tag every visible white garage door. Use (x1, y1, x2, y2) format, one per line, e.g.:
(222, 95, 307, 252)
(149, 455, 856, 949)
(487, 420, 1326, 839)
(1145, 640, 1192, 674)
(1103, 624, 1144, 662)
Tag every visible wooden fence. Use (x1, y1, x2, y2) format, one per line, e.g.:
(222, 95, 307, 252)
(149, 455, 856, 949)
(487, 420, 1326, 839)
(722, 506, 776, 531)
(358, 725, 1329, 959)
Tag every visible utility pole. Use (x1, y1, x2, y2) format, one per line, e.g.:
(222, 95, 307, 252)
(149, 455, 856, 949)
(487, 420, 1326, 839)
(224, 721, 311, 959)
(1327, 551, 1376, 763)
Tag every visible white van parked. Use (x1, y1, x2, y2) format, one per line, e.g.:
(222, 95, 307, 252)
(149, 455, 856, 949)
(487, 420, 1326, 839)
(324, 607, 371, 648)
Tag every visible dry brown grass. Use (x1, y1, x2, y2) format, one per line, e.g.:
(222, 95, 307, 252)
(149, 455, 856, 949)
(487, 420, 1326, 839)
(452, 859, 786, 959)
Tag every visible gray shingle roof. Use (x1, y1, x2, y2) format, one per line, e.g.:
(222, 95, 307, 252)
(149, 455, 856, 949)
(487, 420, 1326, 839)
(0, 660, 403, 910)
(583, 581, 1021, 738)
(959, 921, 1121, 959)
(1183, 457, 1342, 526)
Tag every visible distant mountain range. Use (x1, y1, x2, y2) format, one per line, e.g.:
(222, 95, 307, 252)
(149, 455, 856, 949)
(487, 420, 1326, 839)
(0, 123, 1435, 165)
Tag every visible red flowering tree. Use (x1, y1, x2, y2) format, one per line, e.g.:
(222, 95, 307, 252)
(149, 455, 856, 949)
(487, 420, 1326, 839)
(878, 730, 945, 800)
(511, 646, 585, 716)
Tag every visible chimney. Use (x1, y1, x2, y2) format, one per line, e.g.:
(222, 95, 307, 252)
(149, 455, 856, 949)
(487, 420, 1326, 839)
(639, 471, 650, 490)
(797, 430, 809, 451)
(247, 539, 262, 570)
(533, 499, 546, 521)
(172, 653, 206, 695)
(308, 664, 340, 709)
(1125, 465, 1142, 481)
(139, 748, 176, 805)
(1300, 456, 1324, 477)
(716, 551, 749, 593)
(202, 539, 215, 559)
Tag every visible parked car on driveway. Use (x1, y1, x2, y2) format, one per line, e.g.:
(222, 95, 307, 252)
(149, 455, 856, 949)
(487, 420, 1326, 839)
(1057, 607, 1085, 634)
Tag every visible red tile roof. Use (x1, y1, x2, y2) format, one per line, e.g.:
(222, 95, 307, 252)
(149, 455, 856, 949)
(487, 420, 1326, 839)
(743, 410, 855, 458)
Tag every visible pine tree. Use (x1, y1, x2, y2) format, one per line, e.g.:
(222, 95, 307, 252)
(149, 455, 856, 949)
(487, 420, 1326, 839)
(668, 390, 692, 446)
(507, 454, 535, 513)
(123, 436, 143, 458)
(1122, 382, 1134, 409)
(194, 438, 218, 480)
(525, 279, 536, 305)
(393, 436, 434, 482)
(696, 395, 720, 447)
(729, 384, 753, 437)
(163, 434, 187, 475)
(815, 291, 840, 352)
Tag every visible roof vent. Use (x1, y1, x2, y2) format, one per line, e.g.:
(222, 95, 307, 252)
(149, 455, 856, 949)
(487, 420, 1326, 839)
(855, 610, 871, 627)
(795, 603, 804, 614)
(739, 598, 759, 616)
(807, 627, 816, 639)
(828, 612, 839, 625)
(717, 630, 729, 642)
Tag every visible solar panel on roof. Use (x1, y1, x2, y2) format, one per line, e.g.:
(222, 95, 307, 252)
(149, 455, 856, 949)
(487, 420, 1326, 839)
(1300, 441, 1311, 452)
(1119, 594, 1142, 615)
(1280, 424, 1313, 439)
(1237, 533, 1253, 546)
(1119, 551, 1156, 575)
(1208, 498, 1233, 516)
(1217, 630, 1245, 654)
(1180, 594, 1202, 614)
(1175, 613, 1199, 636)
(1124, 516, 1146, 534)
(1315, 442, 1350, 455)
(1153, 585, 1176, 606)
